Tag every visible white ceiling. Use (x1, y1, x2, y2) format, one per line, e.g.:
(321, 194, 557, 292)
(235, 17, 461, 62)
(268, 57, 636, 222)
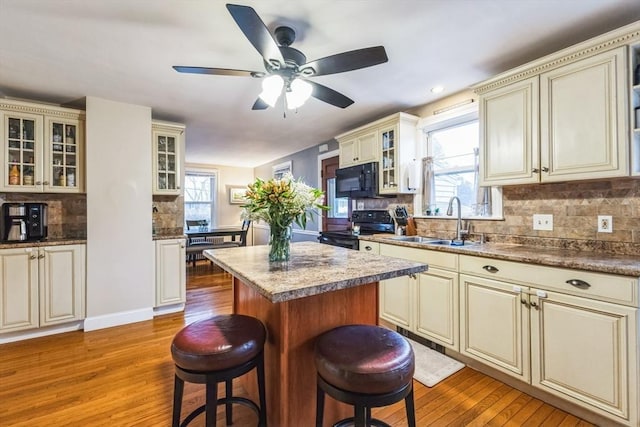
(1, 0, 640, 167)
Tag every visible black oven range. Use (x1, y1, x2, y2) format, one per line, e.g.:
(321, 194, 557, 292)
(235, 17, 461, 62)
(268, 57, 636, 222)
(317, 210, 394, 250)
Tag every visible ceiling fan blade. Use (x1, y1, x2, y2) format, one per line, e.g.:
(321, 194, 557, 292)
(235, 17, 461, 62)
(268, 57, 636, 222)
(307, 81, 354, 109)
(252, 98, 269, 110)
(173, 66, 262, 77)
(301, 46, 388, 77)
(226, 4, 285, 68)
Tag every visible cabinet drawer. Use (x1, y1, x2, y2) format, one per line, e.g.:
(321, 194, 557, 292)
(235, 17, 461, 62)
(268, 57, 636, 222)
(380, 243, 457, 270)
(460, 255, 638, 306)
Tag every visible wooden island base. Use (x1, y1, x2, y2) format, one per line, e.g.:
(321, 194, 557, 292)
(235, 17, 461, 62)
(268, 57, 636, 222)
(233, 276, 379, 427)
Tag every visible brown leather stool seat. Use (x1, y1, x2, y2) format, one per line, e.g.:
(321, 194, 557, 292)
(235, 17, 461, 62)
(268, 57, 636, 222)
(315, 324, 416, 427)
(171, 314, 267, 427)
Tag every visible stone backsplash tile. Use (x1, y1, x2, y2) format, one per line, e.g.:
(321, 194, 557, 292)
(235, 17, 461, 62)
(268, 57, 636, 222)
(0, 193, 87, 239)
(414, 178, 640, 255)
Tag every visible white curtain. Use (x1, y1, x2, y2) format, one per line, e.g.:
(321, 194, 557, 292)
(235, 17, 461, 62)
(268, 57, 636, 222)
(473, 147, 491, 216)
(422, 157, 435, 215)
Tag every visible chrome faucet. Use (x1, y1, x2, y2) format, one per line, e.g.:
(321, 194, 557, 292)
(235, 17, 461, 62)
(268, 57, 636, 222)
(447, 196, 463, 242)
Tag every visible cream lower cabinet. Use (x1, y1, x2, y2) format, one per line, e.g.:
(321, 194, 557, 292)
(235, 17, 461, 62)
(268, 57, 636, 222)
(0, 244, 85, 333)
(155, 238, 186, 307)
(378, 243, 459, 350)
(460, 254, 638, 426)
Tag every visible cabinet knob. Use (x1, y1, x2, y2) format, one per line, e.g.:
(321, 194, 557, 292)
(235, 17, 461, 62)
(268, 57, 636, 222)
(532, 168, 539, 173)
(30, 255, 37, 260)
(541, 167, 549, 172)
(364, 245, 372, 251)
(36, 181, 42, 185)
(43, 181, 49, 185)
(409, 273, 417, 280)
(530, 301, 539, 310)
(176, 186, 180, 189)
(38, 254, 45, 259)
(566, 279, 590, 289)
(482, 265, 499, 273)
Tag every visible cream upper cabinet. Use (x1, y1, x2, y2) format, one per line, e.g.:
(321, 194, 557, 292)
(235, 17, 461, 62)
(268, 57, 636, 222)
(479, 76, 539, 185)
(337, 113, 418, 194)
(155, 238, 186, 307)
(1, 99, 85, 193)
(338, 129, 378, 168)
(0, 244, 85, 334)
(378, 113, 419, 195)
(540, 47, 628, 182)
(477, 43, 629, 185)
(152, 122, 184, 195)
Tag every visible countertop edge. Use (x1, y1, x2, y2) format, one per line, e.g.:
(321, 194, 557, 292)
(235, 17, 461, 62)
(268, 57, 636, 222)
(360, 235, 640, 277)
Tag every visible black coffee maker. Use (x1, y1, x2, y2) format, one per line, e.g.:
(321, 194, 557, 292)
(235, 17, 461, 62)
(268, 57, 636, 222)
(2, 203, 48, 242)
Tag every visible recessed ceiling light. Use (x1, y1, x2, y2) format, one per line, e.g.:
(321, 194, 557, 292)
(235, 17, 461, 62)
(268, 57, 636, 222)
(431, 85, 444, 94)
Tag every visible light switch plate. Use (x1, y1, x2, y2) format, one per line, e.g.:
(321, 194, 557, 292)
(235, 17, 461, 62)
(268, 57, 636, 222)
(533, 214, 553, 231)
(598, 215, 613, 233)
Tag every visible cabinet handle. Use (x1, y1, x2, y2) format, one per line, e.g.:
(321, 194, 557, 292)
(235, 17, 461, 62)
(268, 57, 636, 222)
(36, 181, 42, 185)
(530, 301, 539, 310)
(541, 167, 549, 172)
(364, 245, 372, 251)
(43, 181, 49, 185)
(532, 168, 539, 173)
(409, 273, 417, 280)
(176, 186, 180, 189)
(520, 298, 529, 307)
(566, 279, 590, 289)
(482, 265, 499, 273)
(38, 254, 45, 259)
(30, 255, 37, 260)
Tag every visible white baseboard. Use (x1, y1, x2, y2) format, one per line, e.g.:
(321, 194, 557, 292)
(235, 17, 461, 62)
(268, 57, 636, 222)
(0, 321, 83, 344)
(153, 303, 185, 317)
(83, 307, 154, 332)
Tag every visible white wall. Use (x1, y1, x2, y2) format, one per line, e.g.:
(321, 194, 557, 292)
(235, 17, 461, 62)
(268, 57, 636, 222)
(84, 97, 154, 331)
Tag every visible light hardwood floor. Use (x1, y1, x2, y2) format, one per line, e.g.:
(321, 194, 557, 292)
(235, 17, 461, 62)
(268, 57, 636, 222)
(0, 262, 595, 427)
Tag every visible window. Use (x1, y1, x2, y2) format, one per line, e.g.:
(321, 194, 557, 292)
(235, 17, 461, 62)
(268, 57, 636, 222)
(184, 171, 217, 227)
(422, 105, 500, 219)
(326, 177, 348, 219)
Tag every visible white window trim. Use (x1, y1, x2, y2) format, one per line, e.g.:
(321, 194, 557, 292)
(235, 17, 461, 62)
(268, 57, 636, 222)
(184, 166, 219, 228)
(414, 103, 503, 220)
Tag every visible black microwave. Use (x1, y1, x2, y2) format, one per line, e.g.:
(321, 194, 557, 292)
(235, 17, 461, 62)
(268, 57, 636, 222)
(335, 162, 378, 198)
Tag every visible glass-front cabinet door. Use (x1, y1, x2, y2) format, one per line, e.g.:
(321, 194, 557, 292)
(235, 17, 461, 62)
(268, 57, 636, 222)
(3, 112, 43, 192)
(152, 123, 184, 195)
(379, 124, 398, 194)
(45, 118, 82, 192)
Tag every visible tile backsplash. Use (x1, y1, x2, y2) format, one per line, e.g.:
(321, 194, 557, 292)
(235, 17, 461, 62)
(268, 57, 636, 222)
(414, 178, 640, 255)
(0, 193, 87, 239)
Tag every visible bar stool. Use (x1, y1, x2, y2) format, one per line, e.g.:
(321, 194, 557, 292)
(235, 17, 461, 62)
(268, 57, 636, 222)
(171, 314, 267, 427)
(314, 324, 416, 427)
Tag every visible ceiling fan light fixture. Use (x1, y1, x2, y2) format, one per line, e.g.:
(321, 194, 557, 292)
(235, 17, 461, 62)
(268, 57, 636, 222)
(286, 78, 312, 110)
(259, 75, 284, 107)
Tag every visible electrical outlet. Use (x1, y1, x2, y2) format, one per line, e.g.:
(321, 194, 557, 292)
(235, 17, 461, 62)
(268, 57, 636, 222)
(357, 201, 365, 210)
(533, 214, 553, 231)
(598, 215, 613, 233)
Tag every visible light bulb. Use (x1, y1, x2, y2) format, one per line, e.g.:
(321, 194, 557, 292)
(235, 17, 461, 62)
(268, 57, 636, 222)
(286, 78, 312, 110)
(259, 75, 284, 107)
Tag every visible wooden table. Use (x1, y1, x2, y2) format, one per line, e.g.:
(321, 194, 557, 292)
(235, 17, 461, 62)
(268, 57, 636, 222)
(204, 242, 427, 427)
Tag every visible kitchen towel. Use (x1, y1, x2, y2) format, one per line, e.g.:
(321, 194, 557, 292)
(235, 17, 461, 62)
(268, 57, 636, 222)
(408, 338, 465, 387)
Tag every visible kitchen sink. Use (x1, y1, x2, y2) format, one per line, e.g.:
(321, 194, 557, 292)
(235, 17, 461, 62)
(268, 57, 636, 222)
(385, 236, 480, 246)
(386, 236, 436, 243)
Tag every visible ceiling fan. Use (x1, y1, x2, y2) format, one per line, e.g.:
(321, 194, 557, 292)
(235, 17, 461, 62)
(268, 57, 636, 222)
(173, 3, 388, 110)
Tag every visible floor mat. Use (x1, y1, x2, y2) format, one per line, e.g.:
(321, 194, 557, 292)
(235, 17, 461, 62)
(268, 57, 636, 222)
(408, 338, 465, 387)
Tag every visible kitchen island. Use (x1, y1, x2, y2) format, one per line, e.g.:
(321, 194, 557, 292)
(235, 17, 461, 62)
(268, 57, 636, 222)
(204, 241, 427, 427)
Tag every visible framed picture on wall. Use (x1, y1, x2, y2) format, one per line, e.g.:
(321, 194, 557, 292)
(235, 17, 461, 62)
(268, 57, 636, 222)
(229, 187, 247, 204)
(272, 161, 292, 179)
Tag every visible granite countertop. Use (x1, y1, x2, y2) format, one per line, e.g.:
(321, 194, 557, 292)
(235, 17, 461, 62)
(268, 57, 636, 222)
(360, 235, 640, 277)
(153, 234, 186, 241)
(0, 238, 87, 249)
(203, 241, 427, 303)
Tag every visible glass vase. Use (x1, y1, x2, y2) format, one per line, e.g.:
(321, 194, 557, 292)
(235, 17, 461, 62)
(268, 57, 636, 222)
(269, 223, 292, 262)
